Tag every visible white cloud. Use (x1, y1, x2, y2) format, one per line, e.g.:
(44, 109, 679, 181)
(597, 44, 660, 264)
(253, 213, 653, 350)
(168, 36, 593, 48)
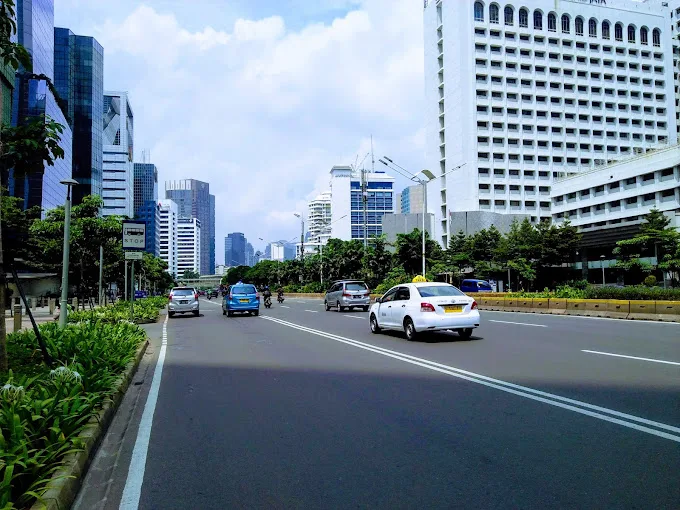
(60, 0, 425, 262)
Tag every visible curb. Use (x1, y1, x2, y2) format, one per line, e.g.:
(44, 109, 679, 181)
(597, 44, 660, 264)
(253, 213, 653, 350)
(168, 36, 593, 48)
(30, 338, 150, 510)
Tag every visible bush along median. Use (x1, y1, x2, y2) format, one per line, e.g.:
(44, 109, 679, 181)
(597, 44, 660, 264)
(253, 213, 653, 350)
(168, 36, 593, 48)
(0, 320, 147, 509)
(68, 296, 168, 325)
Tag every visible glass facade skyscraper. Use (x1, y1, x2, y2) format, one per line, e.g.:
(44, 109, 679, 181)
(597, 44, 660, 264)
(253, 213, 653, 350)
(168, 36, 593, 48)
(10, 0, 73, 213)
(134, 163, 160, 257)
(102, 92, 134, 217)
(225, 232, 247, 267)
(54, 27, 104, 205)
(166, 180, 215, 275)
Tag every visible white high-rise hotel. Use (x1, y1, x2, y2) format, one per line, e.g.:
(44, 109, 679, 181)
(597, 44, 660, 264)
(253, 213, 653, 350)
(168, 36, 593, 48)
(424, 0, 677, 246)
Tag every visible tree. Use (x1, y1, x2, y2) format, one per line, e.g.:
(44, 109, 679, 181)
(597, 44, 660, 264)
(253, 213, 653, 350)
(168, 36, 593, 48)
(0, 0, 66, 370)
(1, 194, 40, 265)
(362, 236, 393, 289)
(181, 269, 200, 281)
(395, 229, 442, 275)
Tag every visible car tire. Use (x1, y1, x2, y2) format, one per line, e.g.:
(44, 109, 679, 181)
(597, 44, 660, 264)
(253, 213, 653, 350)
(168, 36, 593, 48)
(363, 306, 369, 312)
(325, 301, 331, 311)
(253, 310, 259, 317)
(370, 314, 381, 334)
(168, 312, 175, 318)
(193, 310, 200, 317)
(336, 301, 342, 312)
(458, 328, 473, 340)
(222, 309, 226, 315)
(227, 310, 233, 317)
(404, 317, 418, 341)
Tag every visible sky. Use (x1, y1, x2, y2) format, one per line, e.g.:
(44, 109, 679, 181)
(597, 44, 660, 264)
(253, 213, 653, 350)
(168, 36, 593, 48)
(55, 0, 426, 263)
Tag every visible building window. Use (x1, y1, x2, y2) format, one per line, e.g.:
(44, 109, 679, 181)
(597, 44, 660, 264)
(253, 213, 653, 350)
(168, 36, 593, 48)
(641, 27, 648, 45)
(548, 12, 556, 32)
(602, 21, 610, 39)
(628, 25, 636, 43)
(653, 28, 660, 47)
(490, 4, 499, 24)
(534, 10, 543, 30)
(519, 8, 528, 28)
(615, 23, 623, 41)
(474, 2, 484, 21)
(589, 18, 597, 37)
(505, 6, 514, 26)
(575, 17, 584, 36)
(561, 15, 570, 34)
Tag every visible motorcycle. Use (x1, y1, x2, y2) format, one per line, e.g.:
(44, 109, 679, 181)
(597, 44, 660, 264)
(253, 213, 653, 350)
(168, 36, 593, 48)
(264, 295, 272, 308)
(277, 294, 284, 303)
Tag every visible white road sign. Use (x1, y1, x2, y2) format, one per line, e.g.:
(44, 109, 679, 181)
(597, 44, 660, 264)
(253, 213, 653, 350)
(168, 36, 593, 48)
(125, 251, 143, 260)
(122, 220, 146, 250)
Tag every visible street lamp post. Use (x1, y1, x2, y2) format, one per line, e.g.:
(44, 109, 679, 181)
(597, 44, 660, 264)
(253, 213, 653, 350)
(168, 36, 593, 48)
(294, 213, 305, 260)
(58, 179, 78, 328)
(600, 254, 606, 286)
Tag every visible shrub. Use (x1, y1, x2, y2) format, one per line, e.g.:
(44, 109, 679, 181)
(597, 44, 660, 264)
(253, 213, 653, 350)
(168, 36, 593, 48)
(300, 282, 324, 294)
(643, 275, 657, 287)
(1, 321, 145, 508)
(68, 297, 166, 325)
(584, 285, 680, 301)
(375, 267, 413, 295)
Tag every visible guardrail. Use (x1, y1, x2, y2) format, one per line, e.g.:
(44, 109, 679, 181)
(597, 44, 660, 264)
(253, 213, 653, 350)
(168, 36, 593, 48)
(285, 293, 679, 322)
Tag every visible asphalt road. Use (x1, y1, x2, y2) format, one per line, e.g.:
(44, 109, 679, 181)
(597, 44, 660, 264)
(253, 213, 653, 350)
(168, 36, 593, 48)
(75, 297, 680, 510)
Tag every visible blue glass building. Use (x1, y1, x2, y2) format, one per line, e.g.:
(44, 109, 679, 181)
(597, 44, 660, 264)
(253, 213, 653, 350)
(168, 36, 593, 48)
(225, 232, 246, 266)
(54, 28, 104, 205)
(350, 180, 394, 239)
(9, 0, 73, 213)
(134, 163, 160, 257)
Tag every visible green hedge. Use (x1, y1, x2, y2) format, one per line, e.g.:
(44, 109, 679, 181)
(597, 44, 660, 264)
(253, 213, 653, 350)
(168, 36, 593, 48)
(1, 321, 145, 508)
(68, 296, 167, 324)
(507, 285, 680, 301)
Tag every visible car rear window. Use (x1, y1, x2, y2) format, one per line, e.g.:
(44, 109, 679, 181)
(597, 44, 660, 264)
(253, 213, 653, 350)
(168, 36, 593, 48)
(417, 285, 465, 297)
(172, 289, 194, 296)
(232, 285, 256, 295)
(345, 283, 368, 291)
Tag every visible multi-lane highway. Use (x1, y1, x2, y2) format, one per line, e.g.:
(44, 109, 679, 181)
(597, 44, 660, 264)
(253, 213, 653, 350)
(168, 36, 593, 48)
(76, 297, 679, 509)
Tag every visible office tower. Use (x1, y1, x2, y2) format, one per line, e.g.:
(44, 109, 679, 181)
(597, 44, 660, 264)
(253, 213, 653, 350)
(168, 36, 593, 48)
(423, 0, 676, 245)
(225, 232, 246, 266)
(165, 179, 215, 275)
(54, 28, 104, 205)
(400, 185, 425, 214)
(102, 91, 134, 216)
(177, 218, 201, 276)
(134, 163, 160, 256)
(159, 199, 179, 277)
(308, 191, 332, 244)
(10, 0, 73, 212)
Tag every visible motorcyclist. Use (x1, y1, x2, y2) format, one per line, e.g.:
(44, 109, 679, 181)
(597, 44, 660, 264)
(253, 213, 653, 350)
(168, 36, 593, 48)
(263, 285, 272, 306)
(277, 286, 284, 302)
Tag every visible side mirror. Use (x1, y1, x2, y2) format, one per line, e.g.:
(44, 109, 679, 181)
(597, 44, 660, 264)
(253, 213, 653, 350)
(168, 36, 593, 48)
(375, 297, 382, 304)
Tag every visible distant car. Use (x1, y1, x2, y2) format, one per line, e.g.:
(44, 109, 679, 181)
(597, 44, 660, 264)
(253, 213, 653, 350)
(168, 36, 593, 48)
(324, 280, 371, 312)
(210, 289, 219, 298)
(168, 287, 200, 318)
(223, 283, 260, 317)
(460, 279, 493, 293)
(369, 282, 480, 341)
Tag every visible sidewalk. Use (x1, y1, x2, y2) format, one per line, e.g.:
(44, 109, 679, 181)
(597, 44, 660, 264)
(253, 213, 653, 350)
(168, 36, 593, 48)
(4, 306, 56, 333)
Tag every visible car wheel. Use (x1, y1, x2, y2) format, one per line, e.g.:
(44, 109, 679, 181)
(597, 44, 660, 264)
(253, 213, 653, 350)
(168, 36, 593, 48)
(227, 310, 233, 317)
(325, 301, 331, 311)
(253, 310, 259, 317)
(404, 318, 418, 341)
(458, 328, 473, 340)
(222, 309, 226, 315)
(363, 306, 369, 312)
(193, 310, 200, 317)
(370, 314, 381, 334)
(336, 301, 343, 312)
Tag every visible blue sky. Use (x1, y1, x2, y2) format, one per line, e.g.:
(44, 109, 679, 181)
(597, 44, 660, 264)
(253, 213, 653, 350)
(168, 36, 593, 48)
(55, 0, 425, 262)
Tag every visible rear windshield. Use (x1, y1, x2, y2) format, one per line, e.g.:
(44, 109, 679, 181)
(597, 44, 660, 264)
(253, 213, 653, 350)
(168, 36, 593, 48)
(232, 285, 257, 295)
(346, 283, 368, 291)
(417, 285, 465, 297)
(172, 289, 194, 296)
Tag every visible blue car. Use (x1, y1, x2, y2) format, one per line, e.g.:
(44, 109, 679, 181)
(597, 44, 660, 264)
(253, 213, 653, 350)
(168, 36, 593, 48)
(460, 279, 493, 293)
(223, 283, 260, 317)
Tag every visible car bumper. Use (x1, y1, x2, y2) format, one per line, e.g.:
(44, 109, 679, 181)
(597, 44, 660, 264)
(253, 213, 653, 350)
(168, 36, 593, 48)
(413, 310, 480, 331)
(169, 302, 199, 313)
(341, 297, 371, 306)
(225, 302, 260, 311)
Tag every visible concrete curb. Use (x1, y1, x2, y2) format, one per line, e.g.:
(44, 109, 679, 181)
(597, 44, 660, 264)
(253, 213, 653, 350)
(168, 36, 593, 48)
(30, 338, 150, 510)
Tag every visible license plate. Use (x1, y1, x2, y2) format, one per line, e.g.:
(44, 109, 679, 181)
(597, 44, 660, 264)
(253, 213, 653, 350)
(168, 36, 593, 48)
(444, 305, 463, 313)
(239, 299, 249, 303)
(180, 300, 188, 305)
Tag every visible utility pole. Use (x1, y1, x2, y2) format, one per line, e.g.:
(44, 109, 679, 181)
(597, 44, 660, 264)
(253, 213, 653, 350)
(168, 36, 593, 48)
(362, 165, 368, 249)
(124, 261, 128, 301)
(98, 245, 103, 306)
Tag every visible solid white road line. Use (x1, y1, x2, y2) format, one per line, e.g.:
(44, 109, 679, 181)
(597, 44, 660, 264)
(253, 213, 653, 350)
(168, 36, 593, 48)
(120, 313, 169, 509)
(262, 316, 680, 443)
(280, 305, 290, 309)
(582, 350, 680, 366)
(483, 309, 680, 325)
(488, 319, 547, 328)
(344, 315, 366, 320)
(304, 310, 319, 313)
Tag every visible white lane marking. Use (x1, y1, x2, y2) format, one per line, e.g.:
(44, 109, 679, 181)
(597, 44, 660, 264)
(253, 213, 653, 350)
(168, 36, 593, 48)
(280, 305, 291, 309)
(488, 319, 547, 328)
(583, 350, 680, 366)
(120, 313, 169, 509)
(344, 315, 366, 320)
(483, 309, 680, 325)
(262, 316, 680, 443)
(304, 310, 319, 313)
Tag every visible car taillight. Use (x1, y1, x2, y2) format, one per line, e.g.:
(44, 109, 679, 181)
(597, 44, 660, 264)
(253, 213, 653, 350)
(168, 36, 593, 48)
(256, 292, 260, 299)
(194, 293, 198, 300)
(421, 302, 436, 312)
(168, 293, 173, 301)
(471, 301, 478, 310)
(343, 292, 351, 298)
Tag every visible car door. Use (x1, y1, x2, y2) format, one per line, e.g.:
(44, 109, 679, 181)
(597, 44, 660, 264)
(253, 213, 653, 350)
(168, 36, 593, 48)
(377, 288, 398, 328)
(392, 286, 412, 327)
(327, 283, 340, 305)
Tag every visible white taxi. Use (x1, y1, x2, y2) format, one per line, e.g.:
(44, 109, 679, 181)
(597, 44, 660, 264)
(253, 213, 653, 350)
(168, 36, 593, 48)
(369, 282, 480, 341)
